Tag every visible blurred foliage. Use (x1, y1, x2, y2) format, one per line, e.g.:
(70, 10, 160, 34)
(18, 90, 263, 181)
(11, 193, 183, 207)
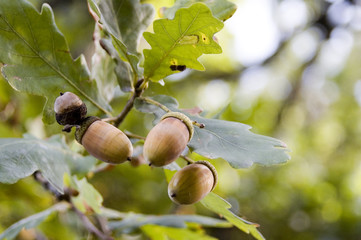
(1, 0, 361, 239)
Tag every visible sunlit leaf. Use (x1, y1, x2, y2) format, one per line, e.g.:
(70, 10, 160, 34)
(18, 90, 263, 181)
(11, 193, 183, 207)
(64, 174, 103, 214)
(0, 0, 111, 124)
(201, 193, 265, 240)
(162, 0, 237, 22)
(0, 202, 69, 240)
(135, 95, 290, 168)
(141, 224, 217, 240)
(143, 3, 224, 82)
(0, 135, 72, 193)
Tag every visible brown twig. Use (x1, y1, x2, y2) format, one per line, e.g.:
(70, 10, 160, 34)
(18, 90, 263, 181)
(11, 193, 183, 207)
(72, 205, 114, 240)
(33, 171, 113, 240)
(112, 79, 145, 127)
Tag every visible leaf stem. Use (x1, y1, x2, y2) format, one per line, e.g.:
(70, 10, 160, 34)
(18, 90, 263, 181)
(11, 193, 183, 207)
(180, 155, 195, 164)
(33, 171, 113, 240)
(138, 96, 172, 113)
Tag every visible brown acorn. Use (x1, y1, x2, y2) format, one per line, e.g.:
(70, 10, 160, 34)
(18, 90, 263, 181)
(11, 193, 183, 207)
(143, 112, 194, 167)
(168, 161, 217, 205)
(75, 117, 133, 164)
(54, 92, 87, 125)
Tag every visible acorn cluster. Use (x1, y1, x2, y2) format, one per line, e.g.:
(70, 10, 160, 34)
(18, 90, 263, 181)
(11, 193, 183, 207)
(54, 92, 217, 204)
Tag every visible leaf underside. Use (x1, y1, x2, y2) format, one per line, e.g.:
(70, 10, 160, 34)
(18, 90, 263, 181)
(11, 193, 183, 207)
(0, 135, 94, 193)
(143, 3, 224, 82)
(88, 0, 154, 91)
(0, 0, 110, 124)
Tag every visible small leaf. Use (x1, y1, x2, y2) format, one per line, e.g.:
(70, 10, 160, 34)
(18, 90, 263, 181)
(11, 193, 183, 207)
(162, 0, 237, 22)
(0, 202, 69, 240)
(109, 213, 231, 233)
(135, 95, 290, 168)
(65, 175, 103, 214)
(143, 3, 224, 82)
(92, 29, 126, 95)
(0, 0, 111, 124)
(141, 224, 217, 240)
(0, 135, 72, 193)
(201, 193, 265, 240)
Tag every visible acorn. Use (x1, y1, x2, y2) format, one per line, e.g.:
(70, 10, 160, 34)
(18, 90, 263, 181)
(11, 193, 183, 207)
(168, 161, 217, 205)
(75, 116, 133, 164)
(54, 92, 87, 125)
(143, 112, 194, 167)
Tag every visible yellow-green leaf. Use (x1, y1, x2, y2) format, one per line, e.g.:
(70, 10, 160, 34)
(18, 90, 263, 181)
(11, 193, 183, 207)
(143, 3, 223, 82)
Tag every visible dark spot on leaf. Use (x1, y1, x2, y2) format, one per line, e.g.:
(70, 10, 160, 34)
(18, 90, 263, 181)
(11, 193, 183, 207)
(170, 65, 186, 71)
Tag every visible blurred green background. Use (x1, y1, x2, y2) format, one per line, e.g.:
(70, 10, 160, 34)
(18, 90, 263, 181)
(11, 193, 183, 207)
(1, 0, 361, 239)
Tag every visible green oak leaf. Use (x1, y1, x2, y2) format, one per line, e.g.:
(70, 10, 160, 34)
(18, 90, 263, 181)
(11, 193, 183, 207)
(162, 0, 237, 22)
(201, 193, 265, 240)
(135, 95, 290, 168)
(0, 202, 69, 240)
(0, 135, 72, 193)
(0, 0, 111, 124)
(143, 3, 224, 82)
(188, 115, 290, 168)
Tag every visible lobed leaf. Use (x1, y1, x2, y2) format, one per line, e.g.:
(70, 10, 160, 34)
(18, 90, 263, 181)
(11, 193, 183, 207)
(162, 0, 237, 22)
(188, 115, 290, 168)
(143, 3, 224, 82)
(0, 135, 72, 193)
(0, 0, 111, 124)
(0, 202, 69, 240)
(201, 193, 265, 240)
(135, 95, 290, 168)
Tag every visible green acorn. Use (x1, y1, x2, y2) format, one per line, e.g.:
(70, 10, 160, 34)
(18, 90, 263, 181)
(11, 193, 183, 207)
(143, 112, 194, 167)
(168, 161, 217, 205)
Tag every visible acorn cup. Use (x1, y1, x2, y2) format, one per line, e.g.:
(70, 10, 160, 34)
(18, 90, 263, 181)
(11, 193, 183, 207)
(54, 92, 87, 125)
(143, 112, 194, 167)
(75, 117, 133, 164)
(168, 161, 218, 205)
